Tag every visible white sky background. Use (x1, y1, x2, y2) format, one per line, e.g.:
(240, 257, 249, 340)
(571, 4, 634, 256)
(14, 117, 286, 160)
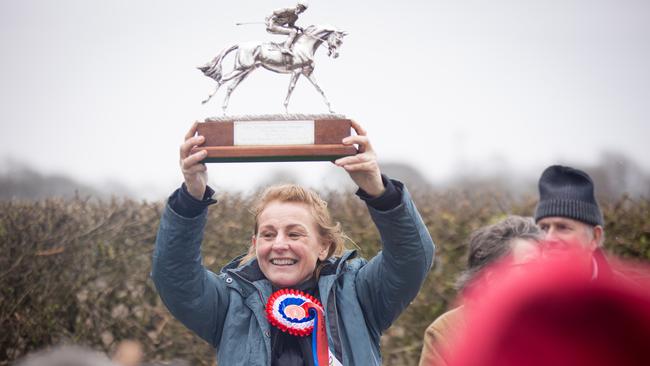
(1, 0, 649, 199)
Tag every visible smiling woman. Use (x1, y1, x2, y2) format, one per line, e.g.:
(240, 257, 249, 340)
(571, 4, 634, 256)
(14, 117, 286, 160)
(248, 189, 343, 288)
(151, 121, 435, 366)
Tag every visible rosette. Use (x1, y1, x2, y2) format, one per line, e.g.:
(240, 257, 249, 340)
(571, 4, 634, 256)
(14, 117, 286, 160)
(265, 288, 331, 366)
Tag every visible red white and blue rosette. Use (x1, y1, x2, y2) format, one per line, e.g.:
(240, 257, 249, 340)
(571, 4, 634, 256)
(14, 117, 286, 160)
(266, 289, 331, 366)
(265, 288, 321, 336)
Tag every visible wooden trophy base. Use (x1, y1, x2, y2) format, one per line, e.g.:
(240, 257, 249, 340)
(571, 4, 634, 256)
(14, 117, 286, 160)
(193, 115, 357, 163)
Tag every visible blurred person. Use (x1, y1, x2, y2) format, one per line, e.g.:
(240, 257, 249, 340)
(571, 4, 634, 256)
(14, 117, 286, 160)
(418, 216, 542, 366)
(534, 165, 612, 279)
(152, 121, 435, 365)
(16, 345, 118, 366)
(111, 340, 143, 366)
(447, 248, 650, 366)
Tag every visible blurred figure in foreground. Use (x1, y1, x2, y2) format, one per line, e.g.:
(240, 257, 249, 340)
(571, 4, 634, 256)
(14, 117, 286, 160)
(418, 216, 542, 366)
(112, 340, 143, 366)
(448, 248, 650, 366)
(16, 345, 117, 366)
(534, 165, 612, 279)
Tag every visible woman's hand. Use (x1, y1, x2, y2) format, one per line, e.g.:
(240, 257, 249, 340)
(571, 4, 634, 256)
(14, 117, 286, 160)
(334, 121, 385, 197)
(180, 122, 209, 200)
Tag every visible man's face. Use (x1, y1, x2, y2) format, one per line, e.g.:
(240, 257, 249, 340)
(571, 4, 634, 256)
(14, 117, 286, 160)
(537, 217, 599, 251)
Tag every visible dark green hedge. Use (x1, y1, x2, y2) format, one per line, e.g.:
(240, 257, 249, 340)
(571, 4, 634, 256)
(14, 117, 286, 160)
(1, 190, 648, 365)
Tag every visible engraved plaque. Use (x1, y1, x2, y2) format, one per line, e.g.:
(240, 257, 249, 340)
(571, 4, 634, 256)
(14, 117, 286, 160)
(234, 121, 315, 146)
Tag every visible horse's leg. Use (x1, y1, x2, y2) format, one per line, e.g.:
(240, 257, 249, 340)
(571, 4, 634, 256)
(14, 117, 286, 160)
(222, 69, 253, 114)
(220, 68, 250, 83)
(199, 44, 239, 104)
(201, 83, 222, 104)
(283, 71, 301, 114)
(202, 68, 249, 105)
(304, 71, 334, 113)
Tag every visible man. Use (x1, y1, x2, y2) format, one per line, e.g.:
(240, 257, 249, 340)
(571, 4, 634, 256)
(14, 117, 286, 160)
(418, 216, 542, 366)
(534, 165, 611, 279)
(265, 1, 308, 56)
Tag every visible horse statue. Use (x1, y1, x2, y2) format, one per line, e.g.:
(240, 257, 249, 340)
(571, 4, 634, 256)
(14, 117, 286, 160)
(198, 25, 348, 114)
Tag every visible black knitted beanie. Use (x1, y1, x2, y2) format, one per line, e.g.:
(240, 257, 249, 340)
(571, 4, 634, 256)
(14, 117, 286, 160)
(534, 165, 604, 226)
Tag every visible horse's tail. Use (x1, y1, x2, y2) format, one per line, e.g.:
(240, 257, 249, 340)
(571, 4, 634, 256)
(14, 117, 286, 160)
(197, 44, 238, 83)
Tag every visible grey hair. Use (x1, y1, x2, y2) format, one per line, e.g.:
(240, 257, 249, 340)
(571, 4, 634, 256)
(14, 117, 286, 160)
(15, 345, 117, 366)
(456, 215, 542, 290)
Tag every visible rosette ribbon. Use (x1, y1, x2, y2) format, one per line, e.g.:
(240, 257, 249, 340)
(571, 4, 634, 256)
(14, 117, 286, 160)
(266, 289, 330, 366)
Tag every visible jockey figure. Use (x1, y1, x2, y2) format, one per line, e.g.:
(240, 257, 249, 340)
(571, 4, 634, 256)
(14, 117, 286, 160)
(265, 1, 308, 56)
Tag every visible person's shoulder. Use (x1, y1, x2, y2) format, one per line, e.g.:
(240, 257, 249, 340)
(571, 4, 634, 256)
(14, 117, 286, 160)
(325, 250, 367, 274)
(344, 256, 367, 272)
(431, 305, 466, 333)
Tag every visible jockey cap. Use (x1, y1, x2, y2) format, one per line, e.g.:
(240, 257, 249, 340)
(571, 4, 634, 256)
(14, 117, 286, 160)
(296, 1, 309, 10)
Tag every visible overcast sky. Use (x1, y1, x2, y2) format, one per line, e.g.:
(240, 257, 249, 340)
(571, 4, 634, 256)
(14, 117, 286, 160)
(1, 0, 649, 199)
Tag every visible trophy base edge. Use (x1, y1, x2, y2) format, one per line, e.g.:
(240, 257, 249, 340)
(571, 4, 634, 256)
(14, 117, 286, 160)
(197, 145, 357, 163)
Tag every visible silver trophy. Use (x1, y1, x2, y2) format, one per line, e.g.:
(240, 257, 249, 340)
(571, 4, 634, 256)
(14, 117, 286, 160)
(199, 1, 347, 115)
(193, 2, 355, 163)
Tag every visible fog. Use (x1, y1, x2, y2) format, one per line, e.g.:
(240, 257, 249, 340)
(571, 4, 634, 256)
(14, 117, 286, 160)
(1, 0, 649, 200)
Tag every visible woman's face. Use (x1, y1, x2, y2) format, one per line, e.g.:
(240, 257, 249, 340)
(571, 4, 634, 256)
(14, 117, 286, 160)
(253, 201, 329, 288)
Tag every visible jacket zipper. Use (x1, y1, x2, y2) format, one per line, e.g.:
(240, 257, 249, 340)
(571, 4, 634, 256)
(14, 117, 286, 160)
(329, 271, 345, 363)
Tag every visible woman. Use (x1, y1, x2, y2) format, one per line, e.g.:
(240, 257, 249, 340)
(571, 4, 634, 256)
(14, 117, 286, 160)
(152, 121, 435, 365)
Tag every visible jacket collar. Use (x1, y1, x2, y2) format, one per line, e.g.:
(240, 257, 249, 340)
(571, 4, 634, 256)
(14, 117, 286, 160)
(222, 250, 358, 283)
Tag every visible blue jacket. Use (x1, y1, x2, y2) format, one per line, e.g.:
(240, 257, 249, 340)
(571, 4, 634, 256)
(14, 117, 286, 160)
(152, 184, 435, 365)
